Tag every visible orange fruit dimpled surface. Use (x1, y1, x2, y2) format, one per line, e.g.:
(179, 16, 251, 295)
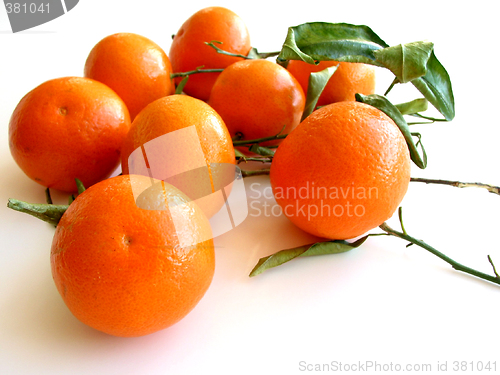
(270, 101, 411, 240)
(121, 94, 236, 219)
(50, 174, 215, 337)
(208, 59, 305, 147)
(8, 77, 131, 193)
(84, 32, 175, 120)
(287, 60, 376, 106)
(169, 6, 251, 101)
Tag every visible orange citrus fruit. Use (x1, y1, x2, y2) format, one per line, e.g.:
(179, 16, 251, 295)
(84, 32, 175, 120)
(8, 77, 131, 193)
(169, 6, 251, 101)
(51, 174, 215, 337)
(121, 94, 236, 218)
(270, 101, 411, 240)
(287, 60, 376, 106)
(208, 59, 305, 147)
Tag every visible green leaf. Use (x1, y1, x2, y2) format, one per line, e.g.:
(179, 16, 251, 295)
(248, 144, 275, 157)
(373, 41, 434, 83)
(276, 22, 455, 121)
(249, 236, 368, 277)
(411, 51, 455, 121)
(277, 22, 389, 65)
(75, 178, 86, 195)
(302, 64, 338, 120)
(7, 198, 68, 226)
(355, 94, 427, 169)
(246, 47, 260, 59)
(234, 148, 246, 158)
(175, 76, 189, 95)
(395, 98, 428, 115)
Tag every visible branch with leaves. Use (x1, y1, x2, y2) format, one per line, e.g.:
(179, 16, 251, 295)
(235, 22, 500, 288)
(250, 208, 500, 287)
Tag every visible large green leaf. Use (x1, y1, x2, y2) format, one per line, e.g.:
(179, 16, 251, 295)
(277, 22, 389, 65)
(373, 41, 434, 83)
(249, 236, 369, 277)
(277, 22, 455, 121)
(355, 94, 427, 169)
(411, 51, 455, 121)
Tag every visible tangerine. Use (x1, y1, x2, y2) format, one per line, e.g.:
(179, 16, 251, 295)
(84, 32, 175, 120)
(270, 101, 411, 240)
(208, 59, 305, 147)
(8, 77, 131, 193)
(50, 174, 215, 337)
(169, 6, 251, 101)
(121, 94, 236, 218)
(287, 60, 376, 106)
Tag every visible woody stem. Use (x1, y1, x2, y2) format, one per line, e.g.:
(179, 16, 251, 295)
(410, 177, 500, 195)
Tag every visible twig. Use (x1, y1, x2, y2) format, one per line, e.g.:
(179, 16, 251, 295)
(233, 134, 288, 146)
(379, 222, 500, 286)
(411, 177, 500, 196)
(170, 68, 224, 78)
(45, 188, 53, 205)
(205, 41, 252, 59)
(384, 77, 399, 96)
(205, 41, 279, 60)
(488, 255, 500, 278)
(236, 156, 273, 164)
(241, 169, 271, 178)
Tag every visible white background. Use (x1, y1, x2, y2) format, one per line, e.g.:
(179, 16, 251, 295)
(1, 1, 499, 374)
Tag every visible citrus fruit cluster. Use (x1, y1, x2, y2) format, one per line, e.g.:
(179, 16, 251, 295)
(7, 6, 411, 336)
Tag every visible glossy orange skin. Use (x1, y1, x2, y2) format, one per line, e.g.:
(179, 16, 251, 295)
(84, 33, 175, 120)
(270, 101, 411, 240)
(8, 77, 131, 193)
(169, 6, 251, 101)
(287, 60, 376, 106)
(51, 175, 215, 337)
(208, 59, 305, 147)
(121, 95, 236, 218)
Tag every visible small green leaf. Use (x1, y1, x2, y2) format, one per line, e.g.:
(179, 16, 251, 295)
(175, 76, 189, 95)
(234, 148, 246, 158)
(373, 41, 434, 83)
(411, 51, 455, 121)
(355, 94, 427, 169)
(249, 236, 368, 277)
(277, 22, 388, 65)
(7, 198, 68, 226)
(248, 144, 275, 157)
(75, 178, 86, 195)
(395, 98, 428, 115)
(301, 64, 338, 121)
(411, 132, 428, 168)
(246, 47, 260, 59)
